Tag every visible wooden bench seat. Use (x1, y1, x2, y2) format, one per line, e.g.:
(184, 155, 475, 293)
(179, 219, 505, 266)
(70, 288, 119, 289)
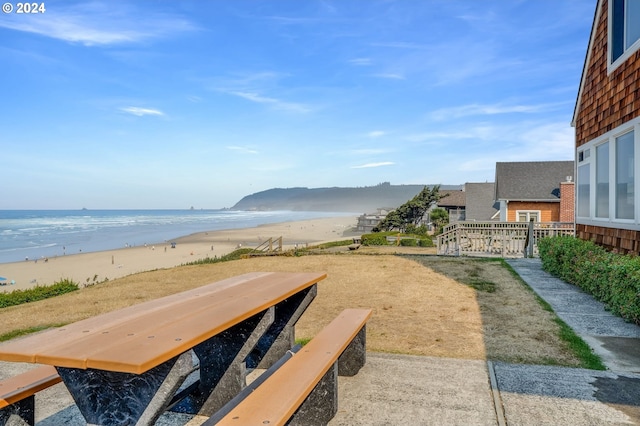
(0, 365, 61, 425)
(209, 308, 372, 426)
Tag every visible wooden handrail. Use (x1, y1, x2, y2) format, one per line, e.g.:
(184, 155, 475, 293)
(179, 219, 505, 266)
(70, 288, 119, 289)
(436, 221, 575, 257)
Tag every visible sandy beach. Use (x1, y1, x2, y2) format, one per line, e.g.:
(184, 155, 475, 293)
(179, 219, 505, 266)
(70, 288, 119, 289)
(0, 216, 360, 291)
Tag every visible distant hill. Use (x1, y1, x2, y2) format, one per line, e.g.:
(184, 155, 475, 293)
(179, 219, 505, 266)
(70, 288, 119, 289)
(231, 182, 462, 213)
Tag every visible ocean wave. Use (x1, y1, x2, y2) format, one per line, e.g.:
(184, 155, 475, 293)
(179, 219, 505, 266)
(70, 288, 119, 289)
(0, 210, 351, 264)
(0, 243, 57, 253)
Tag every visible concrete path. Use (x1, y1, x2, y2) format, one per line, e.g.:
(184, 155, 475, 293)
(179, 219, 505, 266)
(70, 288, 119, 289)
(8, 258, 640, 424)
(329, 259, 640, 425)
(507, 258, 640, 373)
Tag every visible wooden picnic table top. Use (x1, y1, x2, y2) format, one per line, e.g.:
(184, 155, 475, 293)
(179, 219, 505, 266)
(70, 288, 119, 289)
(0, 272, 326, 374)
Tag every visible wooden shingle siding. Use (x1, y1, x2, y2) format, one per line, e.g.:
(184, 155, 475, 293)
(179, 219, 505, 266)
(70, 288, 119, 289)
(576, 0, 640, 146)
(574, 0, 640, 255)
(576, 224, 640, 255)
(506, 202, 558, 222)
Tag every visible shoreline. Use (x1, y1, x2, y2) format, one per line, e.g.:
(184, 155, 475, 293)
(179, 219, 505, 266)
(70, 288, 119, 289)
(0, 216, 360, 291)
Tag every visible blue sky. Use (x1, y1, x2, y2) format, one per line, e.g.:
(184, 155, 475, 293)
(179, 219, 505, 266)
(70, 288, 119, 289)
(1, 0, 594, 209)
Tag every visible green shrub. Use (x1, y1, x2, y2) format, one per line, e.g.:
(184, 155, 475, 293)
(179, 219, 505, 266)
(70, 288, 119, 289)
(418, 237, 434, 247)
(405, 224, 429, 236)
(362, 233, 390, 246)
(0, 279, 79, 309)
(182, 248, 255, 265)
(399, 238, 417, 246)
(363, 231, 433, 247)
(314, 240, 353, 249)
(539, 236, 640, 325)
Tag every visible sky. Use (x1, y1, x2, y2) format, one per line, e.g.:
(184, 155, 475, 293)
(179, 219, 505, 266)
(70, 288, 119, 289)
(1, 0, 596, 209)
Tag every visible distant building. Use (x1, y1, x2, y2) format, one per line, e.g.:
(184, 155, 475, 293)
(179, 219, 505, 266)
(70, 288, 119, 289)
(356, 208, 391, 232)
(435, 190, 466, 223)
(464, 182, 499, 221)
(494, 161, 574, 222)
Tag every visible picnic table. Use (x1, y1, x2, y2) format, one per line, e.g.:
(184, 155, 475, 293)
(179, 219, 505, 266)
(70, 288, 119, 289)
(0, 271, 325, 425)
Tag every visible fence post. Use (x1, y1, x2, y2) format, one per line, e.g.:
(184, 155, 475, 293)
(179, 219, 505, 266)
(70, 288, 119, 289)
(525, 219, 535, 258)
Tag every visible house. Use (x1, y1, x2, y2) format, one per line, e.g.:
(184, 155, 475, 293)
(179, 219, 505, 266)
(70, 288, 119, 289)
(464, 182, 499, 221)
(572, 0, 640, 254)
(435, 189, 466, 222)
(356, 208, 391, 233)
(494, 161, 575, 222)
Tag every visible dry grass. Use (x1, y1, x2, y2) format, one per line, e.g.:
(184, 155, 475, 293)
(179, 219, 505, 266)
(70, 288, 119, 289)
(0, 252, 582, 366)
(408, 256, 582, 366)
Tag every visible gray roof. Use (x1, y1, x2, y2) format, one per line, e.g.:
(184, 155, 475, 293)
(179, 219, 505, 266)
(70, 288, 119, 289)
(464, 182, 498, 221)
(494, 161, 574, 201)
(438, 190, 466, 208)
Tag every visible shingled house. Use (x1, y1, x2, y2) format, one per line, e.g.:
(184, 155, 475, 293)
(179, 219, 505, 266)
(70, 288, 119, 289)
(464, 182, 499, 221)
(572, 0, 640, 254)
(436, 189, 466, 222)
(494, 161, 575, 223)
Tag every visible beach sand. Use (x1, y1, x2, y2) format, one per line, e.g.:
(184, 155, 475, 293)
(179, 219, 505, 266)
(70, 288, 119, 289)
(0, 216, 360, 291)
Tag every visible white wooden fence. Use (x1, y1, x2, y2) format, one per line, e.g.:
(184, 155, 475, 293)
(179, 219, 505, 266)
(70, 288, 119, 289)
(436, 222, 575, 257)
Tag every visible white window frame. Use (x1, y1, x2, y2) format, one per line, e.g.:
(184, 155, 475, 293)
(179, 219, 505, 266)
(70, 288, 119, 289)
(615, 131, 635, 219)
(595, 140, 611, 219)
(515, 210, 541, 222)
(577, 153, 591, 218)
(576, 116, 640, 230)
(609, 0, 640, 73)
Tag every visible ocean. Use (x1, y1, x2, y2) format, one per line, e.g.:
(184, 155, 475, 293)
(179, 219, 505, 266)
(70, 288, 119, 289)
(0, 210, 353, 264)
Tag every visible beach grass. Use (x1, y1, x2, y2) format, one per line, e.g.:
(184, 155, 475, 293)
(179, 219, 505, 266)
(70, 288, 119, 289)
(0, 279, 78, 308)
(0, 249, 604, 369)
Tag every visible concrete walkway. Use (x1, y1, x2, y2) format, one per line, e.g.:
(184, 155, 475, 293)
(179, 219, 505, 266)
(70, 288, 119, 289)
(10, 258, 640, 424)
(328, 258, 640, 425)
(508, 258, 640, 373)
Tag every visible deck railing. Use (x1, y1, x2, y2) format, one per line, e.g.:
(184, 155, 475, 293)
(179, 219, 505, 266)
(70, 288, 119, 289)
(436, 221, 575, 257)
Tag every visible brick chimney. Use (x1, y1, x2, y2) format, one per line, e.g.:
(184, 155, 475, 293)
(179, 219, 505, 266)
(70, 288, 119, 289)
(559, 178, 575, 223)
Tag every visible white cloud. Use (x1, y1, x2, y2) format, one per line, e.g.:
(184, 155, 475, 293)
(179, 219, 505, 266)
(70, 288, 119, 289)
(349, 58, 372, 66)
(518, 122, 575, 159)
(227, 146, 259, 155)
(0, 3, 196, 46)
(349, 148, 391, 156)
(351, 161, 395, 169)
(120, 107, 164, 117)
(405, 131, 477, 143)
(429, 102, 554, 121)
(372, 73, 405, 80)
(367, 130, 386, 138)
(229, 91, 310, 113)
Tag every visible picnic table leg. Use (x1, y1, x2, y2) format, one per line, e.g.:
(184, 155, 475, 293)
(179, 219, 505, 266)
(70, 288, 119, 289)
(0, 396, 35, 426)
(56, 351, 194, 426)
(246, 284, 317, 369)
(338, 325, 367, 376)
(173, 307, 275, 416)
(289, 363, 338, 426)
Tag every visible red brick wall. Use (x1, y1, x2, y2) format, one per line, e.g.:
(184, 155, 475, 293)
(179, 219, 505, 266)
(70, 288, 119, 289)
(560, 182, 575, 223)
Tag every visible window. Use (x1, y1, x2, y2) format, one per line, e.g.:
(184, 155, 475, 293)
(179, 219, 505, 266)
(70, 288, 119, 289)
(516, 211, 540, 222)
(576, 117, 639, 230)
(616, 131, 635, 219)
(596, 142, 610, 218)
(610, 0, 640, 69)
(577, 164, 590, 217)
